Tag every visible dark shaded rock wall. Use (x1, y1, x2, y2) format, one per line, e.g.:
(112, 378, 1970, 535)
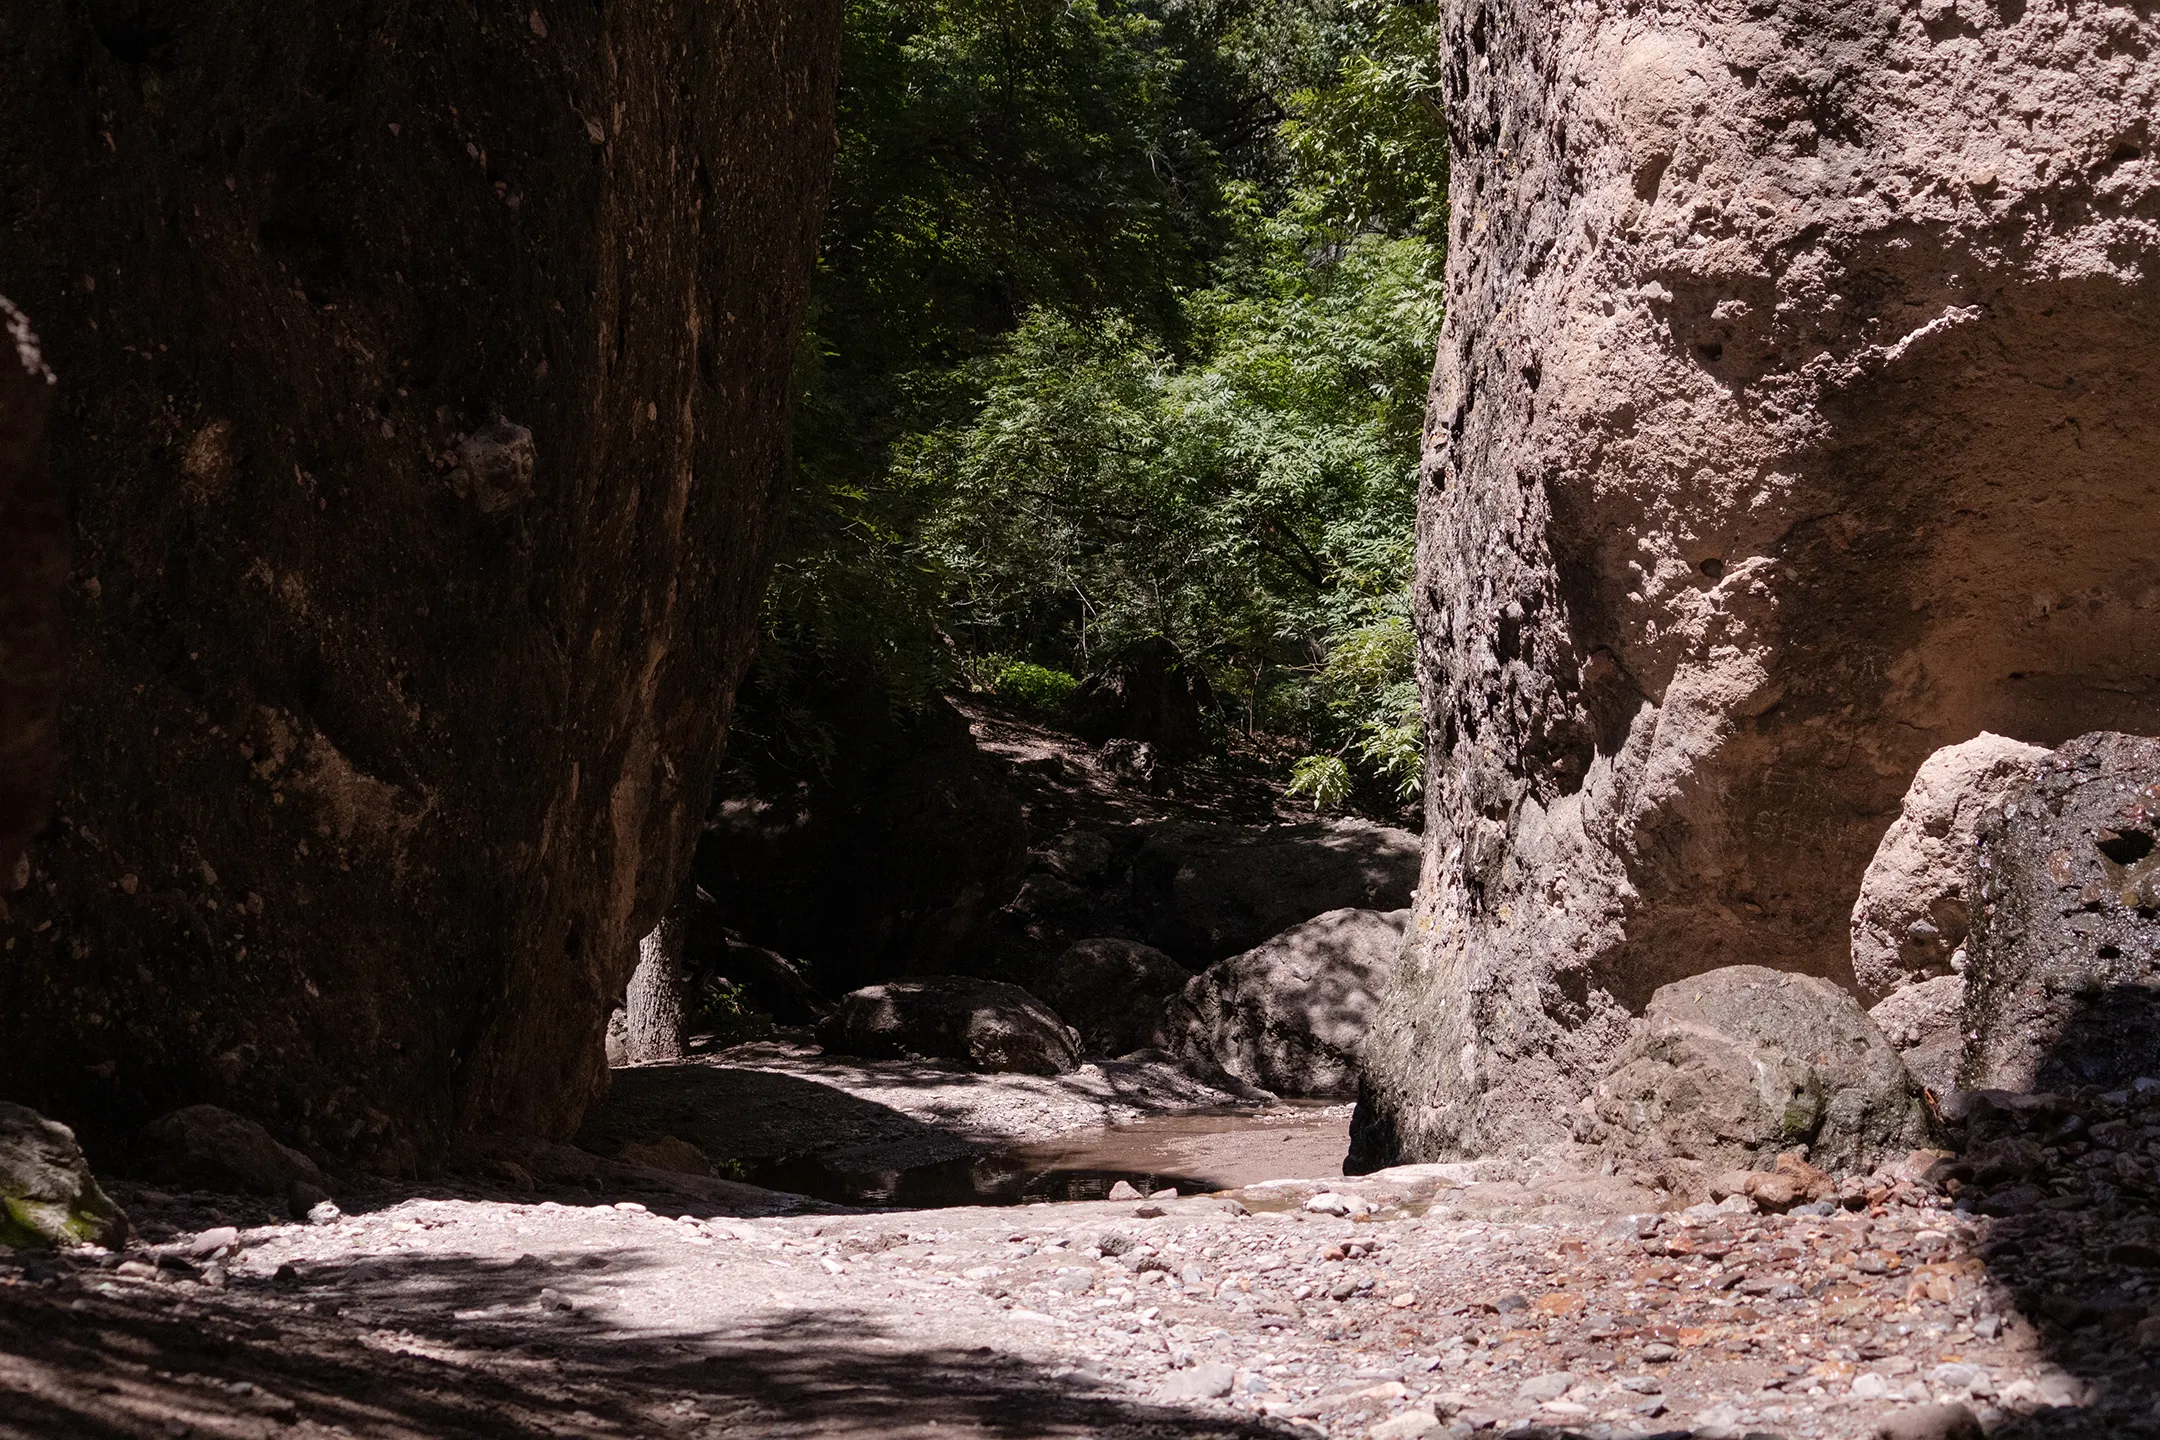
(0, 2, 842, 1167)
(0, 301, 61, 893)
(1360, 0, 2160, 1164)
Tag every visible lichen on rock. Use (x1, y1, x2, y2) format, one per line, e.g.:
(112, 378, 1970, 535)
(0, 1101, 128, 1250)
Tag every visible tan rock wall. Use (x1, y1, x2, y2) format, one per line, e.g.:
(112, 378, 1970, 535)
(1358, 0, 2160, 1164)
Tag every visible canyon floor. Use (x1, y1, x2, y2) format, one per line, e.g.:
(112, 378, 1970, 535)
(1, 1056, 2153, 1440)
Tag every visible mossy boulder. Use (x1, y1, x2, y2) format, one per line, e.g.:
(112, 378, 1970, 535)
(0, 1101, 128, 1249)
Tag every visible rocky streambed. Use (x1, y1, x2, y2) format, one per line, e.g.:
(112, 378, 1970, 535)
(6, 1070, 2160, 1440)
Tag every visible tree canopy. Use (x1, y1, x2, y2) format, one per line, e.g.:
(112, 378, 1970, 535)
(750, 0, 1446, 812)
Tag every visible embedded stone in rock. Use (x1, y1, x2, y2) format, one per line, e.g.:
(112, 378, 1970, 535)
(1163, 908, 1405, 1099)
(134, 1104, 329, 1198)
(816, 977, 1081, 1075)
(1852, 734, 2049, 1002)
(1963, 732, 2160, 1093)
(0, 1101, 129, 1250)
(0, 297, 60, 892)
(1358, 0, 2160, 1165)
(1130, 822, 1419, 966)
(0, 5, 846, 1162)
(1592, 966, 1933, 1188)
(1035, 938, 1192, 1057)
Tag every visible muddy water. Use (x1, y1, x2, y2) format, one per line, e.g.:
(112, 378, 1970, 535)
(751, 1105, 1350, 1208)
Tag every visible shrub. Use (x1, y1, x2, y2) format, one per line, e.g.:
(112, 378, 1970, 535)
(993, 661, 1081, 716)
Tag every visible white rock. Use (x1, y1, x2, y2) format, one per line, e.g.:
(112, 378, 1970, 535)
(1368, 1409, 1441, 1439)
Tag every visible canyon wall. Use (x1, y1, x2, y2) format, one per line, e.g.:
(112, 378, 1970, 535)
(1357, 0, 2160, 1165)
(0, 2, 842, 1168)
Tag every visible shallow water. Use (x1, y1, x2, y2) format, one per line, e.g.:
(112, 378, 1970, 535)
(750, 1105, 1350, 1208)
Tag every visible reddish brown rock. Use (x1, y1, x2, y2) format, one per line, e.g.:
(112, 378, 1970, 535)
(0, 5, 843, 1163)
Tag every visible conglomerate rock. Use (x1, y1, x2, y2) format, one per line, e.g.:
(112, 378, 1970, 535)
(1358, 0, 2160, 1164)
(0, 5, 843, 1165)
(1962, 731, 2160, 1093)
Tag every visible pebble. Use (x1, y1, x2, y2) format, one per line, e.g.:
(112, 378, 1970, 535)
(1154, 1362, 1234, 1401)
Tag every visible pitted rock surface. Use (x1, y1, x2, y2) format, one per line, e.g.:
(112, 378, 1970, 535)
(1164, 909, 1409, 1101)
(1963, 732, 2160, 1095)
(1360, 0, 2160, 1164)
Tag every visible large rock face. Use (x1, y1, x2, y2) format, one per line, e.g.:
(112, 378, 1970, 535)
(1963, 732, 2160, 1093)
(0, 6, 843, 1165)
(1360, 0, 2160, 1162)
(1035, 938, 1192, 1059)
(0, 300, 60, 892)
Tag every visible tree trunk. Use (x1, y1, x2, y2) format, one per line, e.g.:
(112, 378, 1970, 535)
(621, 910, 688, 1065)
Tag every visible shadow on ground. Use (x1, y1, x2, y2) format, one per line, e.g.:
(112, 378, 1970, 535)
(0, 1245, 1297, 1440)
(1967, 987, 2160, 1437)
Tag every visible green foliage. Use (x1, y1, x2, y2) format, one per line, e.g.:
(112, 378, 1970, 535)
(991, 661, 1081, 716)
(1286, 754, 1354, 811)
(752, 0, 1447, 811)
(690, 978, 776, 1050)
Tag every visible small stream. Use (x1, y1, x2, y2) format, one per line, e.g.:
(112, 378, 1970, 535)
(749, 1105, 1350, 1209)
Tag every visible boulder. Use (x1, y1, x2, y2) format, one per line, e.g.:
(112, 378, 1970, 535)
(701, 692, 1027, 992)
(1868, 976, 1969, 1098)
(1163, 908, 1407, 1100)
(817, 977, 1081, 1075)
(134, 1104, 328, 1199)
(0, 7, 844, 1162)
(1130, 820, 1420, 966)
(0, 1101, 128, 1249)
(1359, 0, 2160, 1163)
(1851, 734, 2050, 1002)
(1035, 938, 1192, 1057)
(1592, 966, 1935, 1184)
(0, 299, 60, 895)
(1962, 732, 2160, 1093)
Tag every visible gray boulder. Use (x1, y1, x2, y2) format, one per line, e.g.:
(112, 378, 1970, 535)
(134, 1104, 329, 1199)
(1163, 908, 1407, 1099)
(0, 1101, 128, 1249)
(1593, 966, 1934, 1183)
(1963, 732, 2160, 1093)
(817, 977, 1081, 1075)
(1131, 821, 1419, 965)
(1036, 938, 1192, 1057)
(1851, 733, 2049, 1002)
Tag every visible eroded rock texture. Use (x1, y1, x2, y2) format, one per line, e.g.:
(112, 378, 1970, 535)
(1963, 732, 2160, 1093)
(1360, 0, 2160, 1163)
(0, 5, 842, 1166)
